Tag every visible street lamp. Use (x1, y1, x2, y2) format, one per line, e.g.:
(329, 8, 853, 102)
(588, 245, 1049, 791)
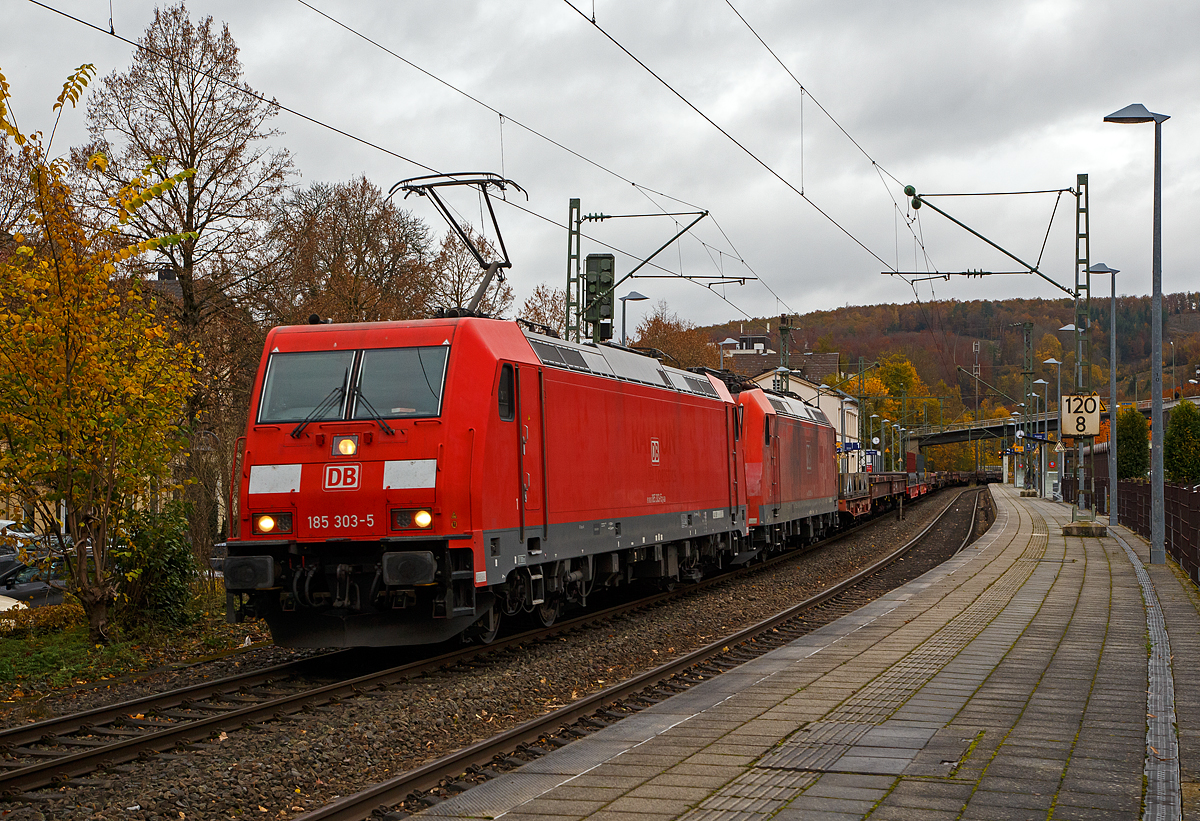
(1090, 263, 1119, 525)
(869, 414, 880, 472)
(1170, 340, 1176, 399)
(1105, 102, 1168, 562)
(1034, 379, 1049, 496)
(718, 337, 738, 371)
(892, 424, 900, 471)
(881, 418, 889, 473)
(619, 291, 649, 347)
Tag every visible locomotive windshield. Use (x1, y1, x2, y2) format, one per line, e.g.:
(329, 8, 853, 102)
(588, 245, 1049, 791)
(257, 346, 450, 424)
(258, 351, 354, 423)
(353, 346, 449, 419)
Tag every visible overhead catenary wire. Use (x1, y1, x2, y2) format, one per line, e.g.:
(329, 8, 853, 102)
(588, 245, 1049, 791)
(25, 0, 769, 321)
(560, 0, 896, 274)
(291, 0, 792, 317)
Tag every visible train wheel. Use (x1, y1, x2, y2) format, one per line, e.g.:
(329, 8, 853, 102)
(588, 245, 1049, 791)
(533, 598, 560, 628)
(467, 605, 502, 645)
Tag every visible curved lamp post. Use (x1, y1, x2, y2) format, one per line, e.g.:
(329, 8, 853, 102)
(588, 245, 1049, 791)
(718, 337, 738, 371)
(1089, 263, 1120, 525)
(619, 291, 648, 346)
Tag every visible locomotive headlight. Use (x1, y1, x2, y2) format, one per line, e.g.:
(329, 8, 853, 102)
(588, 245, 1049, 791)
(333, 434, 358, 456)
(253, 513, 293, 535)
(391, 508, 434, 530)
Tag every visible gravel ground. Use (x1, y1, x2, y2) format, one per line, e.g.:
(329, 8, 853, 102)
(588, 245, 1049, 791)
(0, 485, 991, 821)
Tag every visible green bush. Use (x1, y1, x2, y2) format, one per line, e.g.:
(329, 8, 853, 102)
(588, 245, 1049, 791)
(1165, 401, 1200, 484)
(0, 600, 86, 636)
(115, 502, 197, 630)
(1117, 407, 1150, 480)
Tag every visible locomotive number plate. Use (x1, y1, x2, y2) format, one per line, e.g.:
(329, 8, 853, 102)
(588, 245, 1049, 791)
(307, 514, 375, 530)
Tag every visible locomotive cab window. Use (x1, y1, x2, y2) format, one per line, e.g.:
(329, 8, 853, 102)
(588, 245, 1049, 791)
(353, 346, 449, 419)
(497, 364, 514, 421)
(258, 350, 354, 423)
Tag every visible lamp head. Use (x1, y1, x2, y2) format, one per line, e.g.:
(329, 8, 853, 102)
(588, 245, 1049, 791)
(1104, 103, 1169, 124)
(1043, 357, 1061, 365)
(620, 290, 649, 303)
(1089, 262, 1120, 275)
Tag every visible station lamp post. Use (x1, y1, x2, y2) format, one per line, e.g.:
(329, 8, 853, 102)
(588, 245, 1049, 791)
(619, 291, 648, 347)
(1034, 379, 1049, 496)
(1010, 411, 1020, 484)
(892, 424, 900, 471)
(873, 412, 883, 470)
(1105, 102, 1168, 563)
(1089, 263, 1120, 525)
(1044, 358, 1063, 500)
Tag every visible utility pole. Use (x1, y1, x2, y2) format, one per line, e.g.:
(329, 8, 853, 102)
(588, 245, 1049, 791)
(973, 340, 981, 473)
(1073, 174, 1093, 517)
(565, 198, 582, 342)
(1022, 322, 1033, 489)
(778, 314, 796, 393)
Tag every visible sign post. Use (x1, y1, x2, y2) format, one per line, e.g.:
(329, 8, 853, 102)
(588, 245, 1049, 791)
(1061, 393, 1101, 520)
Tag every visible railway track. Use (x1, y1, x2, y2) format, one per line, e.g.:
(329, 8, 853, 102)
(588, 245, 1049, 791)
(298, 486, 986, 821)
(0, 485, 978, 803)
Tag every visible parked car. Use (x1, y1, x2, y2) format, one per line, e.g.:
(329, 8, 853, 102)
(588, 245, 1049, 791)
(0, 562, 66, 608)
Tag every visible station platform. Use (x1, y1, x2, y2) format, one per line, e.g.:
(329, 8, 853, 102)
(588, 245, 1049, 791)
(417, 484, 1199, 820)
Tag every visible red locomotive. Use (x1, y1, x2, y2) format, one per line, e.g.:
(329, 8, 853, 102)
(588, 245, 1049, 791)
(223, 317, 841, 647)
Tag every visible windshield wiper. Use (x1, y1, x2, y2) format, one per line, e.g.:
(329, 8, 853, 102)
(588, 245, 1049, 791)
(352, 385, 396, 436)
(291, 383, 346, 439)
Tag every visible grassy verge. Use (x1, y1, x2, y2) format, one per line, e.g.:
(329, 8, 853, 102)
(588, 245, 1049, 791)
(0, 578, 272, 703)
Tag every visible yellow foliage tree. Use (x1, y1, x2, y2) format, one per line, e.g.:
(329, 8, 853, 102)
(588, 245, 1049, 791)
(0, 65, 197, 642)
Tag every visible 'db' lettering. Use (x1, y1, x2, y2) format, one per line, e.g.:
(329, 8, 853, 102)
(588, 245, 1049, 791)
(324, 463, 361, 490)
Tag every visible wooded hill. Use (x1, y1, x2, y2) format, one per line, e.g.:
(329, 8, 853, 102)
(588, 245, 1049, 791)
(705, 292, 1200, 410)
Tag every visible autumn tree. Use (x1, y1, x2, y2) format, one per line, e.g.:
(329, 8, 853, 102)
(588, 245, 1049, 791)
(630, 301, 717, 369)
(0, 65, 197, 642)
(429, 228, 514, 316)
(1116, 407, 1150, 480)
(519, 283, 567, 337)
(1164, 401, 1200, 484)
(0, 136, 32, 237)
(262, 176, 434, 325)
(77, 2, 293, 559)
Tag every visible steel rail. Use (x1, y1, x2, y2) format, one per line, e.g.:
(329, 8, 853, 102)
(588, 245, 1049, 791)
(296, 487, 978, 821)
(0, 486, 961, 798)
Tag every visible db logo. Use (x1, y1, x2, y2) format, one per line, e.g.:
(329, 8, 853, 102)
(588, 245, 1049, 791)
(650, 438, 660, 465)
(324, 463, 360, 490)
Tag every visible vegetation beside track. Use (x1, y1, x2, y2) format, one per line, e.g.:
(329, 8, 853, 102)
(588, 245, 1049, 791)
(0, 580, 271, 708)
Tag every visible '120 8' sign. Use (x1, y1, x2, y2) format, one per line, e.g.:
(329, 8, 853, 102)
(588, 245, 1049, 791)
(1061, 394, 1101, 437)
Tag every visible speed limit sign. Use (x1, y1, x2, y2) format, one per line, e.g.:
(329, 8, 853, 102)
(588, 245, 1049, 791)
(1062, 393, 1101, 437)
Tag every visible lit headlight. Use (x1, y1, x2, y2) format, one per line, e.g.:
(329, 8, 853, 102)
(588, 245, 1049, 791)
(391, 508, 433, 530)
(333, 434, 358, 456)
(253, 513, 293, 535)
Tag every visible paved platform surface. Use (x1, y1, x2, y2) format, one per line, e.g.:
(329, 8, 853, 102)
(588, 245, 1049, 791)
(416, 484, 1200, 820)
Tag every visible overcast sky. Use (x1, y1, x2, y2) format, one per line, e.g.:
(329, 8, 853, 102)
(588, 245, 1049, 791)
(5, 0, 1198, 331)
